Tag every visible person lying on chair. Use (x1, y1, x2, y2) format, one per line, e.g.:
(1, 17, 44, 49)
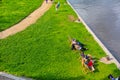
(71, 39, 88, 51)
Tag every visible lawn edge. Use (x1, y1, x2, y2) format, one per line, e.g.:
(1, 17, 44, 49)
(67, 0, 120, 69)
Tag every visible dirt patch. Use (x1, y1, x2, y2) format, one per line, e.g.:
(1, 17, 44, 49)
(68, 15, 76, 22)
(99, 56, 113, 64)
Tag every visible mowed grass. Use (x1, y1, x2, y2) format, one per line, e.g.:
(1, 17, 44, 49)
(0, 0, 44, 31)
(0, 0, 120, 80)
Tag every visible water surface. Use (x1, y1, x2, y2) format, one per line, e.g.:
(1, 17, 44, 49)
(68, 0, 120, 62)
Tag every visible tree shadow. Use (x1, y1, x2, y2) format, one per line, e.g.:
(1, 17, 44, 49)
(57, 76, 85, 80)
(0, 1, 2, 7)
(102, 77, 109, 80)
(31, 75, 85, 80)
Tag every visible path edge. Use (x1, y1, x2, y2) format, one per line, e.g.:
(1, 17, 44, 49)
(0, 0, 52, 39)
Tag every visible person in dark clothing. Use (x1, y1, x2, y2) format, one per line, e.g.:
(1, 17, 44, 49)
(76, 40, 88, 51)
(71, 39, 88, 51)
(45, 0, 48, 3)
(56, 1, 60, 11)
(108, 74, 115, 80)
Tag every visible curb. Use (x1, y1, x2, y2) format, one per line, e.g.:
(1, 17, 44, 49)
(67, 0, 120, 69)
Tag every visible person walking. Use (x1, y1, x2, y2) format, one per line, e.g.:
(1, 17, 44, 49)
(56, 1, 60, 11)
(51, 0, 54, 3)
(45, 0, 48, 3)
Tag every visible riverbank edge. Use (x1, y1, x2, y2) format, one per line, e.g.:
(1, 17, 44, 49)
(67, 0, 120, 69)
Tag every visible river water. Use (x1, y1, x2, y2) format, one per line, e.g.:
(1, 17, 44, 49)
(68, 0, 120, 62)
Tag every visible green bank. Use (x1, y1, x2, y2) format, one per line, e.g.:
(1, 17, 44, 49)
(0, 0, 120, 80)
(0, 0, 44, 31)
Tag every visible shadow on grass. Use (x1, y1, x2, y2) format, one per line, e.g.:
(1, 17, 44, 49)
(102, 77, 109, 80)
(111, 68, 120, 79)
(102, 68, 120, 80)
(32, 75, 85, 80)
(93, 57, 99, 73)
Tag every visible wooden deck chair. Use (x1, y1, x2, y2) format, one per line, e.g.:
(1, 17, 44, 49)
(81, 58, 89, 74)
(81, 58, 95, 73)
(91, 66, 95, 71)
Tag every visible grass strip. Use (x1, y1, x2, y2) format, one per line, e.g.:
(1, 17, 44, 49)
(0, 0, 120, 80)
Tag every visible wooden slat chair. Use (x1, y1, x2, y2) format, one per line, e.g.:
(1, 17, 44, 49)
(81, 57, 95, 73)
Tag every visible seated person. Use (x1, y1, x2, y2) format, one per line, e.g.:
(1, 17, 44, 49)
(81, 53, 95, 71)
(71, 39, 88, 51)
(81, 53, 91, 60)
(87, 59, 95, 71)
(81, 57, 94, 71)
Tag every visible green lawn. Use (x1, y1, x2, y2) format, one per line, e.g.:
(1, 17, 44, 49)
(0, 0, 120, 80)
(0, 0, 44, 31)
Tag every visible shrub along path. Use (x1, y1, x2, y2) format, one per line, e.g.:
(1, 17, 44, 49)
(0, 0, 52, 39)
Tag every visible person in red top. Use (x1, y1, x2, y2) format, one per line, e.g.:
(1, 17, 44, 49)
(87, 59, 95, 71)
(88, 59, 93, 67)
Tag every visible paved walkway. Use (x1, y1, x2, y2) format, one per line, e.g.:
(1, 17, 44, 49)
(0, 0, 52, 39)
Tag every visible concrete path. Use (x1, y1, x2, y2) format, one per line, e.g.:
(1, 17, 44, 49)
(0, 0, 52, 39)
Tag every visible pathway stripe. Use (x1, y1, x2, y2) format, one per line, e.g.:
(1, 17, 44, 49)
(0, 0, 52, 39)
